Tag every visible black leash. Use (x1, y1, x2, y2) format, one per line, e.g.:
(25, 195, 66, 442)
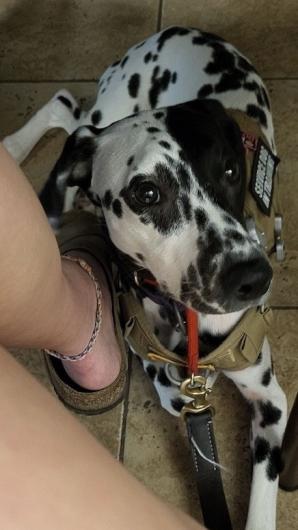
(186, 410, 233, 530)
(113, 248, 233, 529)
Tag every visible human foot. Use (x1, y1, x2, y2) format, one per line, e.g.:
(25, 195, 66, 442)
(60, 251, 121, 391)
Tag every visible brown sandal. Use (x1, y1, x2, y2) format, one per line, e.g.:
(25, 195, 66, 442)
(44, 212, 128, 415)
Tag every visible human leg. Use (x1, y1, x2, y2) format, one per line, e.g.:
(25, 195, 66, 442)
(0, 345, 205, 530)
(0, 143, 120, 390)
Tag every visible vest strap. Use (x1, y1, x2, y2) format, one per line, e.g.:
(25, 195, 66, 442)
(119, 290, 273, 371)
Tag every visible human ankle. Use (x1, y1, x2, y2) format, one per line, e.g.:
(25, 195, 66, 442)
(48, 256, 98, 356)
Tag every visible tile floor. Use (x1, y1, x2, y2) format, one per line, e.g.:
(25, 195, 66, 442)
(0, 1, 297, 529)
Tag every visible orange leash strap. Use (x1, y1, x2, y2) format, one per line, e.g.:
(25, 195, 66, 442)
(185, 308, 199, 376)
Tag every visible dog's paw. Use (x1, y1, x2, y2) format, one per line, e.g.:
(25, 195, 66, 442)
(48, 90, 81, 133)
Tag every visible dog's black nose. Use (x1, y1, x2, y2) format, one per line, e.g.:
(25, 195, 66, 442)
(222, 256, 273, 303)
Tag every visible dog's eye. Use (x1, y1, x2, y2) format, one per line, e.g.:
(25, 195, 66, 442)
(224, 160, 239, 183)
(134, 182, 160, 205)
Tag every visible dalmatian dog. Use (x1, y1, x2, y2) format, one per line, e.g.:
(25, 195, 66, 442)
(3, 26, 287, 530)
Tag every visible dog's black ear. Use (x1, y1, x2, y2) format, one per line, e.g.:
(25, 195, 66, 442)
(39, 126, 101, 228)
(166, 97, 244, 161)
(179, 98, 227, 118)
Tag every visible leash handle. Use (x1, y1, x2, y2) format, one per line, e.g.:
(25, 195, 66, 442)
(186, 308, 199, 376)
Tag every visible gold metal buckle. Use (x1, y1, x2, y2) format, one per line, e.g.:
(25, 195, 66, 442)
(180, 374, 215, 418)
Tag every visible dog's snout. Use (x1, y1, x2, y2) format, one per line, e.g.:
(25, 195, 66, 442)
(222, 256, 273, 303)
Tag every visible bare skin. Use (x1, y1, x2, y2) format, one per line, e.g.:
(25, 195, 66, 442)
(0, 143, 120, 390)
(0, 345, 206, 530)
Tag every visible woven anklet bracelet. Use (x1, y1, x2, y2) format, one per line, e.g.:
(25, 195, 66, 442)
(44, 255, 102, 362)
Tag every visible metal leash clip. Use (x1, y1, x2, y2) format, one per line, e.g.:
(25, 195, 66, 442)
(180, 368, 215, 418)
(274, 215, 285, 262)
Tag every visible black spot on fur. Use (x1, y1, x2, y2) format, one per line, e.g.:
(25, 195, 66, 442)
(103, 190, 113, 209)
(205, 46, 235, 74)
(58, 95, 73, 109)
(198, 84, 213, 98)
(73, 107, 81, 120)
(121, 55, 129, 68)
(195, 208, 208, 230)
(147, 127, 160, 133)
(225, 229, 245, 243)
(261, 86, 270, 109)
(246, 104, 267, 127)
(159, 140, 171, 150)
(133, 104, 139, 113)
(238, 56, 257, 73)
(206, 226, 223, 260)
(91, 110, 102, 125)
(152, 54, 158, 61)
(243, 80, 260, 93)
(128, 73, 141, 98)
(259, 401, 282, 428)
(192, 36, 208, 45)
(254, 436, 270, 463)
(256, 90, 265, 106)
(267, 446, 284, 481)
(157, 27, 190, 52)
(127, 155, 134, 166)
(112, 199, 122, 218)
(144, 51, 152, 63)
(136, 252, 144, 262)
(214, 72, 242, 93)
(179, 149, 188, 162)
(154, 111, 164, 119)
(261, 368, 272, 386)
(86, 125, 101, 136)
(176, 163, 191, 191)
(171, 397, 185, 412)
(157, 367, 171, 387)
(256, 351, 263, 365)
(86, 190, 101, 207)
(180, 194, 192, 221)
(164, 154, 174, 165)
(149, 66, 172, 108)
(122, 164, 181, 234)
(111, 60, 120, 67)
(172, 72, 177, 83)
(146, 364, 157, 380)
(202, 31, 226, 43)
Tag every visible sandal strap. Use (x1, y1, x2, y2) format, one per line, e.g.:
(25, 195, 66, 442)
(44, 256, 102, 361)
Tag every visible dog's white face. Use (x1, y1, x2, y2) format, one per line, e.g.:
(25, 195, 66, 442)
(41, 99, 272, 314)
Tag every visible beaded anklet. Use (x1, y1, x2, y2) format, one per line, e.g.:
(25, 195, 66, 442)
(44, 255, 102, 362)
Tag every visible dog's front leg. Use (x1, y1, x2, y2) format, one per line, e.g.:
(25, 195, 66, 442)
(224, 337, 287, 530)
(3, 90, 82, 163)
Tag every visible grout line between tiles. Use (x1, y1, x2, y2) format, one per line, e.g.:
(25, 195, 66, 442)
(0, 79, 98, 84)
(272, 306, 298, 310)
(0, 76, 297, 84)
(156, 0, 163, 32)
(117, 351, 132, 462)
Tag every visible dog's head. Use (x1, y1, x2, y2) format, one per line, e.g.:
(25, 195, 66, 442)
(41, 99, 272, 314)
